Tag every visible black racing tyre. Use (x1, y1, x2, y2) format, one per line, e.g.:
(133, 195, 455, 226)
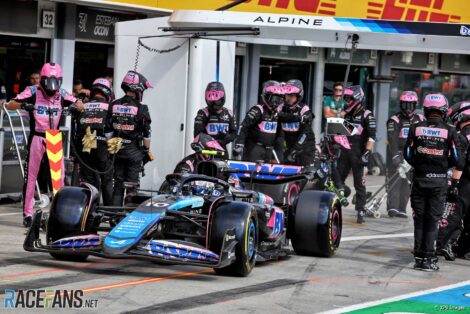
(47, 187, 98, 262)
(291, 191, 342, 257)
(210, 201, 258, 277)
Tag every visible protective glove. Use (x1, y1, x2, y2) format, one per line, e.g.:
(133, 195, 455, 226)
(191, 142, 204, 152)
(398, 160, 412, 179)
(143, 150, 154, 165)
(81, 126, 97, 153)
(21, 102, 35, 112)
(361, 149, 371, 166)
(448, 178, 460, 203)
(107, 137, 123, 155)
(287, 150, 297, 164)
(233, 143, 244, 157)
(392, 154, 403, 168)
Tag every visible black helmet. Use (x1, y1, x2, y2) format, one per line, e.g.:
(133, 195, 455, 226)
(205, 81, 225, 112)
(121, 70, 152, 101)
(261, 80, 284, 109)
(283, 79, 304, 106)
(449, 101, 470, 128)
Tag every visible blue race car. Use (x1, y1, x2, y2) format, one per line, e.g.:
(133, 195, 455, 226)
(24, 162, 341, 277)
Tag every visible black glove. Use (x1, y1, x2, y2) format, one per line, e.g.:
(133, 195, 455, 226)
(142, 148, 154, 165)
(21, 102, 35, 112)
(191, 142, 204, 152)
(391, 154, 403, 168)
(361, 150, 371, 166)
(448, 178, 460, 202)
(287, 150, 297, 163)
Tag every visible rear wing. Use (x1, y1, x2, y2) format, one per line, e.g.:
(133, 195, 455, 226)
(226, 160, 303, 180)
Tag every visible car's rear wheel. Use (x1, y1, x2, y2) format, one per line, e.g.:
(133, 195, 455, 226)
(291, 191, 342, 257)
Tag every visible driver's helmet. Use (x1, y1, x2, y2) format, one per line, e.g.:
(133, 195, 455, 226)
(189, 181, 215, 196)
(40, 63, 63, 97)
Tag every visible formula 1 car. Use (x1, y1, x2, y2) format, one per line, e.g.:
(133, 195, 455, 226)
(24, 160, 341, 277)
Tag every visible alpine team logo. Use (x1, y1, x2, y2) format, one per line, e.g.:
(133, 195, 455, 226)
(460, 25, 470, 36)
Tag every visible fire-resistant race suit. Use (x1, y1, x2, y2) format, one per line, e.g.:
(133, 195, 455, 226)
(194, 82, 237, 152)
(109, 95, 151, 205)
(74, 78, 114, 205)
(438, 102, 470, 260)
(405, 93, 464, 270)
(278, 79, 316, 166)
(234, 81, 284, 162)
(8, 63, 78, 226)
(386, 91, 425, 218)
(337, 86, 376, 223)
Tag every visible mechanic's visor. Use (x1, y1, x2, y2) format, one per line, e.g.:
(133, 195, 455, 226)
(40, 76, 62, 95)
(267, 94, 284, 107)
(343, 95, 353, 104)
(206, 90, 225, 101)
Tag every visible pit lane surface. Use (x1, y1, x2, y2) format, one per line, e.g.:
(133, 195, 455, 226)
(1, 175, 469, 313)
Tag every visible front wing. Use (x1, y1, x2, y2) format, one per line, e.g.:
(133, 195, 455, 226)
(24, 211, 237, 269)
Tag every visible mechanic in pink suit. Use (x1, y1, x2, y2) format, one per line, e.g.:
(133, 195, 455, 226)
(4, 63, 83, 227)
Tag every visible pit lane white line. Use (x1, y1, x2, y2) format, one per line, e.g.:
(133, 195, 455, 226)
(341, 233, 413, 242)
(0, 212, 21, 217)
(319, 279, 470, 314)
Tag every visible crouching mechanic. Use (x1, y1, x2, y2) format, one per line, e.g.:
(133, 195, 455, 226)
(74, 78, 114, 205)
(234, 80, 284, 162)
(4, 62, 83, 227)
(277, 79, 316, 165)
(194, 82, 237, 153)
(108, 70, 152, 206)
(338, 86, 376, 224)
(386, 91, 425, 218)
(405, 93, 464, 271)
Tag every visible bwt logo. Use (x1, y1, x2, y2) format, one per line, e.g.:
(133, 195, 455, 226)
(2, 289, 98, 309)
(461, 26, 470, 36)
(115, 107, 132, 114)
(282, 122, 300, 131)
(207, 123, 229, 134)
(422, 129, 441, 136)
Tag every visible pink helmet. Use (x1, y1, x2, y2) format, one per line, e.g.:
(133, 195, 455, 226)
(121, 70, 153, 101)
(343, 85, 364, 113)
(423, 93, 448, 119)
(283, 79, 304, 107)
(205, 81, 225, 112)
(261, 80, 284, 109)
(40, 63, 63, 97)
(449, 101, 470, 127)
(91, 78, 113, 102)
(399, 91, 418, 118)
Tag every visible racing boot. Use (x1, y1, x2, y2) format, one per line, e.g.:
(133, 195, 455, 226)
(356, 210, 365, 224)
(338, 189, 349, 207)
(440, 243, 456, 261)
(421, 257, 439, 272)
(413, 257, 424, 270)
(23, 215, 32, 228)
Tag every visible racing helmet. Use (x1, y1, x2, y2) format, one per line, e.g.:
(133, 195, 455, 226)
(261, 80, 284, 109)
(121, 70, 153, 101)
(40, 63, 63, 97)
(343, 85, 364, 114)
(205, 81, 225, 112)
(449, 102, 470, 128)
(399, 91, 418, 118)
(283, 79, 304, 107)
(91, 78, 113, 102)
(423, 93, 448, 119)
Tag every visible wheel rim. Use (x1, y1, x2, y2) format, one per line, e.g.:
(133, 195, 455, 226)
(331, 207, 341, 245)
(287, 184, 299, 205)
(247, 220, 256, 259)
